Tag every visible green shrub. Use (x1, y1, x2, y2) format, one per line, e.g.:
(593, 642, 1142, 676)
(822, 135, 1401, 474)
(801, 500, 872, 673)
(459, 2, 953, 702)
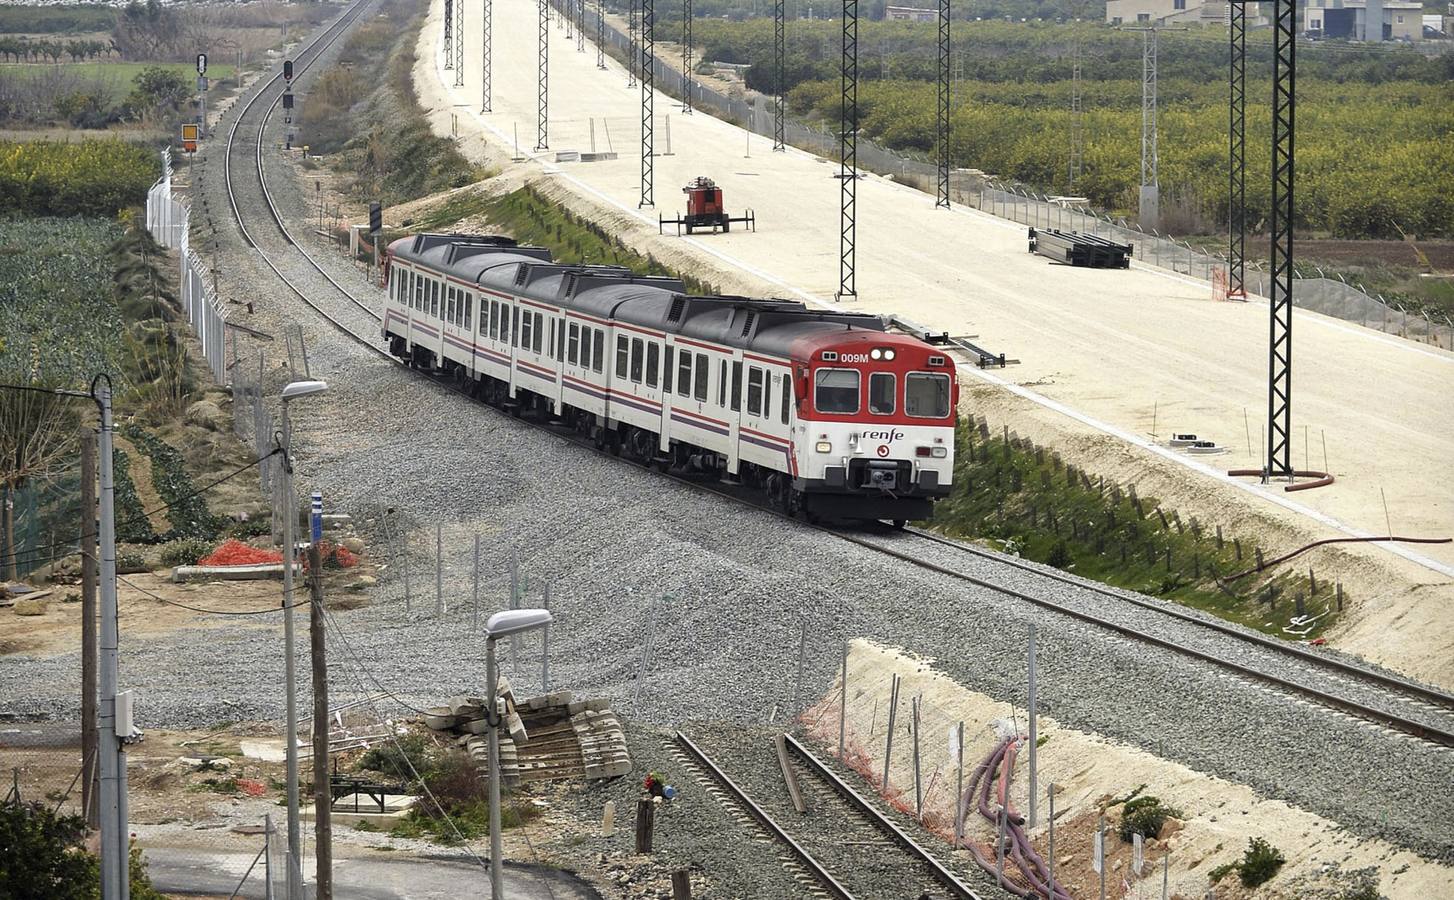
(1238, 837, 1286, 888)
(358, 733, 433, 779)
(159, 538, 214, 567)
(1118, 795, 1180, 842)
(121, 425, 223, 541)
(1046, 539, 1071, 569)
(0, 139, 158, 218)
(116, 552, 147, 574)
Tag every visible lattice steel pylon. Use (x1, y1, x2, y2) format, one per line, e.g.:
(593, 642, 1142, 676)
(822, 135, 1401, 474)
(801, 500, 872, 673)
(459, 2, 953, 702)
(640, 0, 655, 207)
(577, 0, 585, 52)
(482, 0, 493, 111)
(453, 0, 464, 87)
(1266, 0, 1296, 480)
(444, 0, 454, 69)
(1228, 1, 1247, 299)
(537, 0, 549, 149)
(935, 0, 950, 208)
(1069, 30, 1083, 185)
(837, 0, 858, 302)
(1138, 27, 1158, 229)
(628, 0, 638, 87)
(681, 0, 693, 113)
(772, 0, 785, 149)
(565, 0, 573, 38)
(596, 0, 607, 68)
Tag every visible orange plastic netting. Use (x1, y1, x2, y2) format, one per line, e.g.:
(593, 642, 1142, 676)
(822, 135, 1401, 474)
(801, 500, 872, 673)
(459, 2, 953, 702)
(197, 539, 283, 567)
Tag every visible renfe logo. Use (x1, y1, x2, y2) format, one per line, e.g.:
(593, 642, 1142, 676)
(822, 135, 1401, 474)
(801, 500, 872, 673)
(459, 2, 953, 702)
(862, 429, 904, 442)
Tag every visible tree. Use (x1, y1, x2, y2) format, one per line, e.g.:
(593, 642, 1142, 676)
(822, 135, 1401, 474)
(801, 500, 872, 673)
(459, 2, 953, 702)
(125, 65, 189, 120)
(0, 802, 98, 899)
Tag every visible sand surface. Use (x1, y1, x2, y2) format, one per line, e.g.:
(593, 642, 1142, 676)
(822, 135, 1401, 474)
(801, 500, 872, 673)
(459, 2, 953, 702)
(411, 0, 1454, 686)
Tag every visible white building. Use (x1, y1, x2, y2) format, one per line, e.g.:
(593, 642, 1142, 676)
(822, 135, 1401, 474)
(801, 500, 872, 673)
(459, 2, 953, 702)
(1301, 0, 1424, 40)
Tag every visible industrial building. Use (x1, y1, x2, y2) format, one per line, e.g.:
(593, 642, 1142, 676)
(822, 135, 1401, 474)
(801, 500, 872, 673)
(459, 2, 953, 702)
(1302, 0, 1424, 40)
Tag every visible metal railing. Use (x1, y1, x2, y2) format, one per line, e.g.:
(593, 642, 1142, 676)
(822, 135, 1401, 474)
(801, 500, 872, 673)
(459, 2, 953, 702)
(145, 148, 231, 383)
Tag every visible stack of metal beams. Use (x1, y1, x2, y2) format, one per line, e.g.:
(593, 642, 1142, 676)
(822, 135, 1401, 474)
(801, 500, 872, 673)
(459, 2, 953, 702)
(1027, 228, 1133, 268)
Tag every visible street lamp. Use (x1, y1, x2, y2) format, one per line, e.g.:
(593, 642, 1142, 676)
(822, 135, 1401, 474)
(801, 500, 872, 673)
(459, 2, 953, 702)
(484, 609, 553, 899)
(280, 379, 327, 900)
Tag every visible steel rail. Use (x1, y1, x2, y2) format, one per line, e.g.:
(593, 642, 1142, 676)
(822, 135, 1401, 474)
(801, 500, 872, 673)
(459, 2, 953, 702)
(783, 734, 985, 900)
(220, 48, 1454, 753)
(837, 528, 1454, 748)
(672, 732, 855, 900)
(902, 525, 1454, 714)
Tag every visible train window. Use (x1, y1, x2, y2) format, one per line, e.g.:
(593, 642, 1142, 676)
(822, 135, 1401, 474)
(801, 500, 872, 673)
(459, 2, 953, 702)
(616, 336, 629, 378)
(646, 343, 660, 388)
(592, 330, 605, 373)
(446, 287, 456, 325)
(694, 354, 709, 402)
(905, 373, 951, 418)
(630, 338, 644, 383)
(781, 373, 791, 424)
(489, 301, 498, 339)
(763, 372, 772, 418)
(533, 313, 544, 353)
(548, 319, 556, 359)
(747, 367, 763, 415)
(814, 368, 860, 414)
(718, 361, 727, 407)
(520, 311, 533, 351)
(431, 281, 440, 318)
(677, 350, 692, 397)
(662, 346, 674, 393)
(512, 306, 520, 346)
(869, 373, 896, 415)
(581, 327, 593, 370)
(464, 294, 473, 331)
(731, 362, 743, 412)
(568, 323, 580, 364)
(414, 277, 423, 311)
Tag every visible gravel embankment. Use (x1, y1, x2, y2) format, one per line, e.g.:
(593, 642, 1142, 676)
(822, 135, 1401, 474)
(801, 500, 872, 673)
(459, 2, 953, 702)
(4, 5, 1453, 880)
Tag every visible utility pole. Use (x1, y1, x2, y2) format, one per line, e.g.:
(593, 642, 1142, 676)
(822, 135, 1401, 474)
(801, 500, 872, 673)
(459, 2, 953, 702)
(639, 0, 655, 207)
(936, 0, 950, 208)
(308, 495, 333, 900)
(681, 0, 694, 114)
(837, 0, 858, 302)
(772, 0, 784, 149)
(1139, 26, 1159, 230)
(1266, 0, 1296, 481)
(80, 426, 99, 830)
(1228, 0, 1247, 298)
(1068, 12, 1085, 186)
(94, 376, 129, 900)
(482, 0, 493, 111)
(1027, 624, 1038, 829)
(454, 0, 465, 88)
(538, 0, 550, 150)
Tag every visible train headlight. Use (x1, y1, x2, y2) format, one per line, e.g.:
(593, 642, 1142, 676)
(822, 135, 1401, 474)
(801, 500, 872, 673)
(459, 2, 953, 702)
(884, 349, 896, 361)
(870, 348, 882, 360)
(815, 441, 832, 453)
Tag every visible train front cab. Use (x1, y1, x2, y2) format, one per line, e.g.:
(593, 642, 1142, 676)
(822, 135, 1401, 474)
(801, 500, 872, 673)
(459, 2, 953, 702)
(791, 334, 957, 523)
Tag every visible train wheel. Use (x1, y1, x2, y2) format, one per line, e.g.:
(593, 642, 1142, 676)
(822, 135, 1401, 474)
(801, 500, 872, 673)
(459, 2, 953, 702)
(891, 519, 907, 530)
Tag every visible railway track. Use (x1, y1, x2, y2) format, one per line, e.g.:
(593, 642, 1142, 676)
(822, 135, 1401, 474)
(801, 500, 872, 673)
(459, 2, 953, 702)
(671, 731, 985, 900)
(217, 7, 1454, 762)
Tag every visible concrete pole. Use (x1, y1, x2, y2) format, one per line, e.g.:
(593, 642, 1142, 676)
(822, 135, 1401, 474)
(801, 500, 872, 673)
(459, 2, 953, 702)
(881, 674, 899, 792)
(434, 522, 443, 617)
(472, 534, 481, 631)
(280, 400, 302, 900)
(95, 379, 129, 900)
(542, 583, 551, 692)
(911, 696, 922, 821)
(264, 814, 275, 900)
(837, 643, 847, 760)
(1047, 785, 1056, 890)
(1027, 623, 1038, 828)
(308, 540, 332, 900)
(80, 427, 99, 829)
(953, 720, 964, 845)
(486, 637, 504, 899)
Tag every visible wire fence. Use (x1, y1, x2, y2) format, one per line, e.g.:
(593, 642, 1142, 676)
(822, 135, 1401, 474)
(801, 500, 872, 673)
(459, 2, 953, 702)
(571, 4, 1452, 352)
(146, 148, 231, 384)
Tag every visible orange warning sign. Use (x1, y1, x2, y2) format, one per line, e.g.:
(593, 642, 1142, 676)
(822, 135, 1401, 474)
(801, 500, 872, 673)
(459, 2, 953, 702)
(182, 123, 199, 153)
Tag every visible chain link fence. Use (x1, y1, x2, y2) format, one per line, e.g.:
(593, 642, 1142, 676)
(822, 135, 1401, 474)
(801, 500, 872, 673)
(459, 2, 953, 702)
(570, 4, 1452, 352)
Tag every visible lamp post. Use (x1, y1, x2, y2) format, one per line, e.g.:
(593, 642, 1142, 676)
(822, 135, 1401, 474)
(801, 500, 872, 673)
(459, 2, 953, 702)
(280, 379, 327, 900)
(484, 609, 554, 899)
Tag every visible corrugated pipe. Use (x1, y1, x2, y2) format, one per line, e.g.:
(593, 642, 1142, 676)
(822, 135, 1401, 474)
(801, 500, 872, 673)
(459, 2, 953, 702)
(956, 737, 1074, 900)
(1223, 534, 1452, 581)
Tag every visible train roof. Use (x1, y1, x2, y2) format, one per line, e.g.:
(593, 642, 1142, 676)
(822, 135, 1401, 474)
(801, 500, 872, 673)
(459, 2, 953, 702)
(392, 233, 896, 361)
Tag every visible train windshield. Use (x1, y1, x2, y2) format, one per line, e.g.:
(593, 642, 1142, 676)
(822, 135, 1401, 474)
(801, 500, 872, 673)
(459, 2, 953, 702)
(815, 368, 860, 414)
(905, 373, 951, 418)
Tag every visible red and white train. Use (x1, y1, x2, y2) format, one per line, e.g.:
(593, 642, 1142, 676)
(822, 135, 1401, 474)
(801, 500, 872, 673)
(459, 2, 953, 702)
(381, 233, 957, 523)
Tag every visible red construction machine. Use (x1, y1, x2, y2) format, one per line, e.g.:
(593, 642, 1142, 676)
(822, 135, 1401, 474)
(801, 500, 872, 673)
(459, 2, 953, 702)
(658, 176, 757, 235)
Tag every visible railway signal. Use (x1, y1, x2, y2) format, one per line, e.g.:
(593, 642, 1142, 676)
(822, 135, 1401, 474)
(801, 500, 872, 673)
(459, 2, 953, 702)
(196, 52, 207, 75)
(283, 58, 294, 81)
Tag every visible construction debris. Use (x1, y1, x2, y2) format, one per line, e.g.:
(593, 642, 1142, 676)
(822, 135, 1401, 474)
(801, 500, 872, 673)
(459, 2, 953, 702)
(424, 683, 632, 788)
